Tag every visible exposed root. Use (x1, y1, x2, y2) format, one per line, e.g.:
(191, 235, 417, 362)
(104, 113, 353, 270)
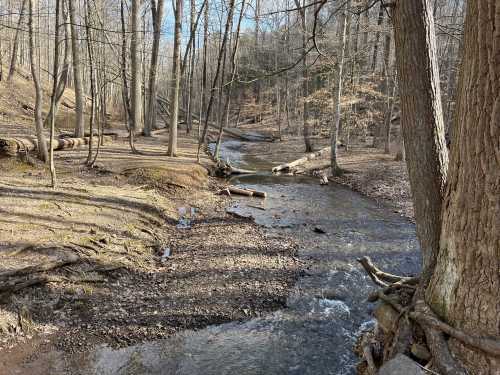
(357, 257, 500, 375)
(357, 256, 418, 285)
(361, 334, 378, 375)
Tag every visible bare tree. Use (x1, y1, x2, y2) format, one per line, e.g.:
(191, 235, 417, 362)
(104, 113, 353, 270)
(28, 0, 48, 162)
(68, 0, 85, 137)
(130, 0, 143, 135)
(167, 0, 183, 156)
(294, 0, 313, 152)
(47, 0, 61, 187)
(330, 0, 351, 175)
(8, 0, 28, 81)
(144, 0, 165, 136)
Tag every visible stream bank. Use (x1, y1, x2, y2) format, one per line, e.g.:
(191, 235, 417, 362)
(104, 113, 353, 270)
(1, 139, 420, 375)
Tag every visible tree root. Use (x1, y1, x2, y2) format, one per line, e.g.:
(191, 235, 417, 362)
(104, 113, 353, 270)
(357, 256, 419, 287)
(0, 255, 79, 281)
(358, 257, 500, 375)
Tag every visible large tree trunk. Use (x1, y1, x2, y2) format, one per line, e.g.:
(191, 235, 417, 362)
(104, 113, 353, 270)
(28, 0, 48, 163)
(68, 0, 85, 138)
(167, 0, 183, 156)
(144, 0, 165, 136)
(393, 0, 448, 285)
(426, 1, 500, 372)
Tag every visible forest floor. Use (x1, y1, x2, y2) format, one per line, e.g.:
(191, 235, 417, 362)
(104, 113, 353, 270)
(0, 127, 299, 356)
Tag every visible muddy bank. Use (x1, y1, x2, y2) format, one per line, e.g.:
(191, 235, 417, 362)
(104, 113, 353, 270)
(0, 136, 298, 356)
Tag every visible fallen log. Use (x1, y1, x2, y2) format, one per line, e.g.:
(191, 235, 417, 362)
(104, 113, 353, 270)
(272, 146, 331, 174)
(0, 136, 113, 157)
(219, 185, 267, 198)
(213, 159, 256, 177)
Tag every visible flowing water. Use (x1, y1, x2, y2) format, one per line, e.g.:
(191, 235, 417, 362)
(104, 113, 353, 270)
(6, 141, 420, 375)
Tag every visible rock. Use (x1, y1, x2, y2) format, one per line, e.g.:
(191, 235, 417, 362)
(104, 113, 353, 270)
(411, 343, 431, 362)
(313, 227, 327, 234)
(374, 302, 399, 333)
(379, 354, 426, 375)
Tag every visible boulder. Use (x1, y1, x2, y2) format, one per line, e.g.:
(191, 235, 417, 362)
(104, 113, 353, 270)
(378, 354, 426, 375)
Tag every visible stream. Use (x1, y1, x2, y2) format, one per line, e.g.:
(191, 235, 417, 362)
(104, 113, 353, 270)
(7, 140, 420, 375)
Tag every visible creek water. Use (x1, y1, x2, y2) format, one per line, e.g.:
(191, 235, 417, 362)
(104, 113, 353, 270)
(6, 141, 420, 375)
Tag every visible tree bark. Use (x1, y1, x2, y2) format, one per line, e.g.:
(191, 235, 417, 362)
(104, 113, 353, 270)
(28, 0, 48, 162)
(215, 0, 246, 159)
(68, 0, 85, 138)
(8, 0, 28, 81)
(167, 0, 183, 156)
(197, 0, 236, 157)
(48, 0, 61, 187)
(392, 0, 448, 284)
(292, 0, 312, 152)
(426, 1, 500, 372)
(145, 0, 165, 136)
(43, 2, 71, 130)
(371, 2, 384, 72)
(130, 0, 143, 134)
(330, 0, 350, 175)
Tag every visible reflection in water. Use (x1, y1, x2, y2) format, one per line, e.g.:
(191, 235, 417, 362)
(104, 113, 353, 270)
(9, 141, 420, 375)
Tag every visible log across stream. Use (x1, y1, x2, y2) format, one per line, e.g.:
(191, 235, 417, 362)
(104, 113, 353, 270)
(7, 140, 421, 375)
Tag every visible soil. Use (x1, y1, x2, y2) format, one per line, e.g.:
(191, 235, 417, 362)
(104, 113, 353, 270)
(0, 132, 299, 356)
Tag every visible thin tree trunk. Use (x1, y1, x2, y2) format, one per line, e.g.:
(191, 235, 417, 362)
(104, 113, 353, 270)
(384, 82, 396, 154)
(215, 0, 246, 159)
(28, 0, 48, 162)
(330, 0, 350, 175)
(48, 0, 61, 188)
(43, 2, 70, 129)
(145, 0, 165, 136)
(185, 0, 196, 134)
(68, 0, 85, 137)
(120, 0, 132, 132)
(85, 0, 96, 165)
(167, 0, 183, 156)
(197, 0, 236, 158)
(8, 0, 28, 81)
(294, 0, 313, 152)
(130, 0, 143, 135)
(371, 2, 384, 72)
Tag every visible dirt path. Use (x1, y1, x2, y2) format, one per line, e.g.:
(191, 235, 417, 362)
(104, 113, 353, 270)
(0, 132, 298, 358)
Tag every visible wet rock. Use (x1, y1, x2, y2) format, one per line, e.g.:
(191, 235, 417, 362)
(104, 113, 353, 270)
(374, 302, 399, 333)
(411, 343, 431, 362)
(379, 354, 425, 375)
(313, 227, 327, 234)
